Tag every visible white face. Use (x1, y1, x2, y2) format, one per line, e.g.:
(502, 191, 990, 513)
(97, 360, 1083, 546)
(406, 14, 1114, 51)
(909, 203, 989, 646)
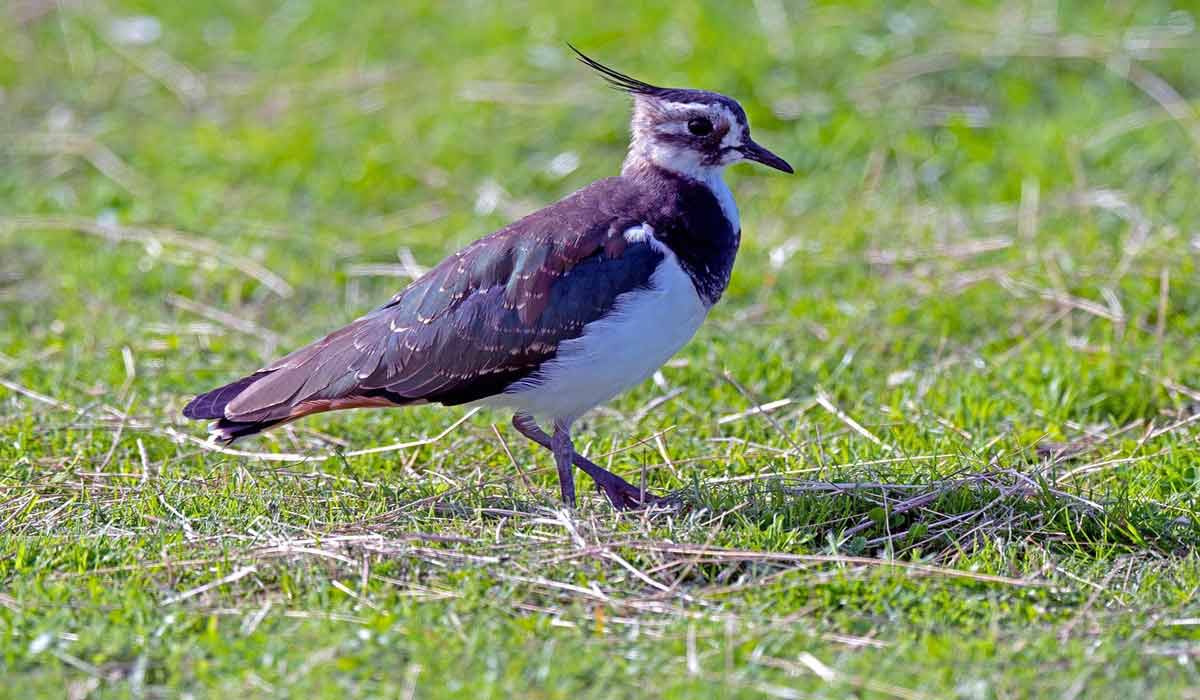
(629, 99, 749, 176)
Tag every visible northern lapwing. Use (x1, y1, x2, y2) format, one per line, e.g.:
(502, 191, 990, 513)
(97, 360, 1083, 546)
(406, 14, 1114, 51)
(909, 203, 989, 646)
(183, 47, 793, 510)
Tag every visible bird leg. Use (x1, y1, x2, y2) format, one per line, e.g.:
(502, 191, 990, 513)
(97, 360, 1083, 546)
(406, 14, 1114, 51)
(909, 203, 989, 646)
(512, 413, 668, 510)
(550, 422, 577, 508)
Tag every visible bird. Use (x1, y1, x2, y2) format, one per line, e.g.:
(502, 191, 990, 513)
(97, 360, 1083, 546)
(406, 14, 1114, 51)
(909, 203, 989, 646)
(182, 47, 792, 510)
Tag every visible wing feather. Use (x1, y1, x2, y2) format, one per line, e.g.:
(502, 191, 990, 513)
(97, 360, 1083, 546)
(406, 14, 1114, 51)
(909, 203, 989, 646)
(221, 177, 661, 422)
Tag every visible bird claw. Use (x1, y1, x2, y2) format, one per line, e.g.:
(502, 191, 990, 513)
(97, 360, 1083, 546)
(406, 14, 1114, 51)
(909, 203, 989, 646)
(594, 478, 678, 512)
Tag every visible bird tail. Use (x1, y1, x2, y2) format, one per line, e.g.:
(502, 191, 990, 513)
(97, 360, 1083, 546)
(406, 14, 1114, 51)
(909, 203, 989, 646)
(182, 373, 287, 444)
(183, 367, 411, 444)
(182, 314, 423, 443)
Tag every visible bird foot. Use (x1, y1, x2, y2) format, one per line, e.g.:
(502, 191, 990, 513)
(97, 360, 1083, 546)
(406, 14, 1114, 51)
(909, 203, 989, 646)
(592, 474, 677, 511)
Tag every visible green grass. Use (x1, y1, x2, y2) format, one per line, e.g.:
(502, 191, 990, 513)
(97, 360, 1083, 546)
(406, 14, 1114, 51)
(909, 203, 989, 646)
(3, 0, 1200, 697)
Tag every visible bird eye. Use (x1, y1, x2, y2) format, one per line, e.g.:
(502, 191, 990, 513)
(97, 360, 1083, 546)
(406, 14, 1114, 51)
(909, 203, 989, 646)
(687, 117, 713, 136)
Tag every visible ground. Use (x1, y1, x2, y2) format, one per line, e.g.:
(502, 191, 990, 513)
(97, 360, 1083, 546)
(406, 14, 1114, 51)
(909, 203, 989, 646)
(2, 0, 1200, 697)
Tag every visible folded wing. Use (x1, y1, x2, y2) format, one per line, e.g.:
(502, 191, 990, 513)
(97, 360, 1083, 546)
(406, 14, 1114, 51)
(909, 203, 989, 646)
(183, 177, 664, 437)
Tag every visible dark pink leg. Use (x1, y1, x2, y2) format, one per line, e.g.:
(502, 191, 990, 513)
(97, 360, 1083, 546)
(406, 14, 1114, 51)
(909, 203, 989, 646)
(511, 414, 671, 510)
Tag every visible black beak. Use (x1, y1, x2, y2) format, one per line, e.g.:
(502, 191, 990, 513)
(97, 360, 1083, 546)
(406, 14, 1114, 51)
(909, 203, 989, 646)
(739, 138, 793, 174)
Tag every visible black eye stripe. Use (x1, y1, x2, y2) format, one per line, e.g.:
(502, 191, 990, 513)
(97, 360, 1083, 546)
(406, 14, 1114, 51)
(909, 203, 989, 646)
(687, 117, 713, 136)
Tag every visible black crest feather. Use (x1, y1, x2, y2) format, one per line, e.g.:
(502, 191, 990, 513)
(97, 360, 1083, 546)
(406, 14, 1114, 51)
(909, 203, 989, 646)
(568, 44, 666, 97)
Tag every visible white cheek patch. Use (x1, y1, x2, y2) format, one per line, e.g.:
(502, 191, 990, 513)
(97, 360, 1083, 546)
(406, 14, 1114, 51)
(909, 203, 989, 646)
(721, 122, 744, 149)
(647, 141, 705, 175)
(714, 104, 744, 148)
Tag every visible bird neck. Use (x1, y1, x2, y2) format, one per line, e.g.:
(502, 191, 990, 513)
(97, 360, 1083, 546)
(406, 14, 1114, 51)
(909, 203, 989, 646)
(623, 152, 740, 236)
(619, 163, 742, 307)
(621, 139, 723, 183)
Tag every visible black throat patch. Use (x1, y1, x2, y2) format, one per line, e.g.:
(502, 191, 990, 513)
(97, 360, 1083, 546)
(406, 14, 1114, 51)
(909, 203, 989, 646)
(632, 166, 741, 306)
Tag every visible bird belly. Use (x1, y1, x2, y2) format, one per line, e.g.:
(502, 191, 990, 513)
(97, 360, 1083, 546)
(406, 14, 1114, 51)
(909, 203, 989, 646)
(491, 252, 708, 423)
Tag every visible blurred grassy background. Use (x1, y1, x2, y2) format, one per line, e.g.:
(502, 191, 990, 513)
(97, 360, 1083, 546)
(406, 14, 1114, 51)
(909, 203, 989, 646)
(2, 0, 1200, 697)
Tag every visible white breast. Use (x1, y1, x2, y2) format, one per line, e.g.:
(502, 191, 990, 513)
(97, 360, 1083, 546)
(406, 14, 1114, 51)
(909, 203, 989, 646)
(489, 228, 708, 424)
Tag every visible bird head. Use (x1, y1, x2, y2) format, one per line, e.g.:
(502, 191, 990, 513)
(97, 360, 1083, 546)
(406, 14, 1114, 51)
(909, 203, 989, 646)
(571, 46, 793, 179)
